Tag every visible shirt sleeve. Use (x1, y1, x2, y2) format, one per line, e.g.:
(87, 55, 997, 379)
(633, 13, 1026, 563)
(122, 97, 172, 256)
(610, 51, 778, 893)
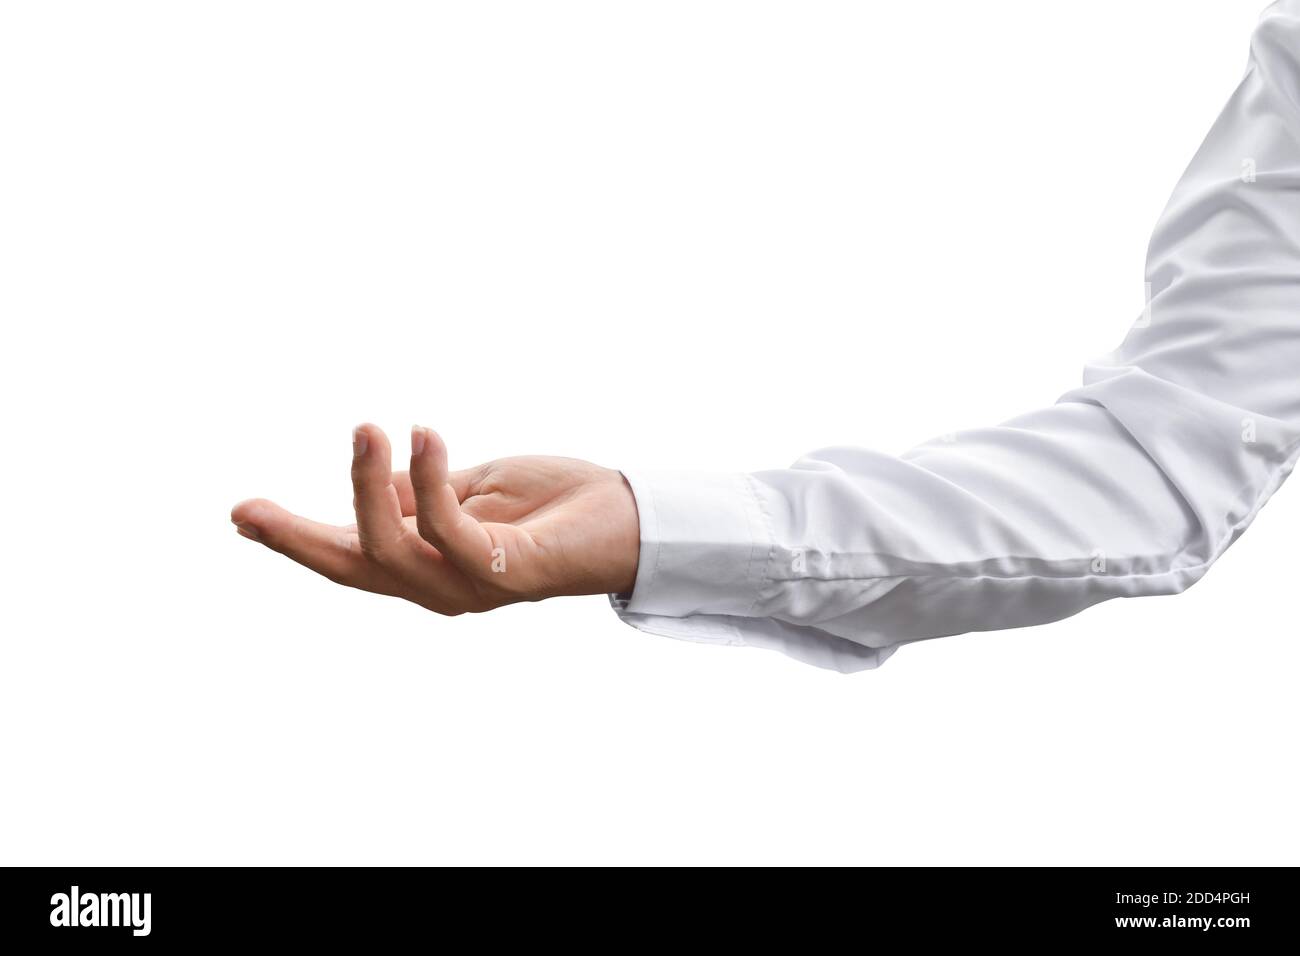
(611, 2, 1300, 671)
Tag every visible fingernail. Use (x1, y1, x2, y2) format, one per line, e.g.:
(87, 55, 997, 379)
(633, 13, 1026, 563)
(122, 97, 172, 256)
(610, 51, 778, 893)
(235, 522, 260, 541)
(353, 426, 368, 458)
(411, 426, 427, 457)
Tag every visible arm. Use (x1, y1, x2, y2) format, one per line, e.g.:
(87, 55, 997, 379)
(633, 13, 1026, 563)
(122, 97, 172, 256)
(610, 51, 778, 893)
(232, 4, 1300, 671)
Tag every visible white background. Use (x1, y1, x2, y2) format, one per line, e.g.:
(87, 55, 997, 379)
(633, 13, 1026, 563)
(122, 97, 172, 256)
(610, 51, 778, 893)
(3, 0, 1295, 865)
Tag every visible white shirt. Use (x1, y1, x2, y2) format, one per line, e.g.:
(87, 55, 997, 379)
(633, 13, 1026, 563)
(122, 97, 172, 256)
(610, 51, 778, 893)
(613, 1, 1300, 671)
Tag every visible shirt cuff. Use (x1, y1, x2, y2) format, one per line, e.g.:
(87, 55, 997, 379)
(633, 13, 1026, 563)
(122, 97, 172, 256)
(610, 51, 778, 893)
(615, 470, 771, 618)
(609, 469, 899, 672)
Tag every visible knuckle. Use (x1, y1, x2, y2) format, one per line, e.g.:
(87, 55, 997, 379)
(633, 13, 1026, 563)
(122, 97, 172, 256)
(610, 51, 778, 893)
(357, 535, 389, 562)
(414, 512, 438, 544)
(464, 575, 508, 612)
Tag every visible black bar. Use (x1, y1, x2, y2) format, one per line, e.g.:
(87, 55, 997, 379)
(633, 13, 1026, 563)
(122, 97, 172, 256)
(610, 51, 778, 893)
(0, 866, 1290, 946)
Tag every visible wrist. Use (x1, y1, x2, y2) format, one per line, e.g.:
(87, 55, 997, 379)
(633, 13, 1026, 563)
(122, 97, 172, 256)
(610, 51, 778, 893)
(605, 472, 640, 595)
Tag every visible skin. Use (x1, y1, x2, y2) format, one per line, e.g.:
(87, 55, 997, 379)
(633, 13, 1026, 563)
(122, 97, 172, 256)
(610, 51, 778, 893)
(230, 424, 640, 612)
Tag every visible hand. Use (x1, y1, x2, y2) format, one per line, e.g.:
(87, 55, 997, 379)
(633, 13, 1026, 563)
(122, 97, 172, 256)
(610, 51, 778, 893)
(231, 424, 640, 613)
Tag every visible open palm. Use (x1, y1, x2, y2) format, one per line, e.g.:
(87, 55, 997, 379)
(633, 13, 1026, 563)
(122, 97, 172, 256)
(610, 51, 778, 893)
(231, 424, 640, 613)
